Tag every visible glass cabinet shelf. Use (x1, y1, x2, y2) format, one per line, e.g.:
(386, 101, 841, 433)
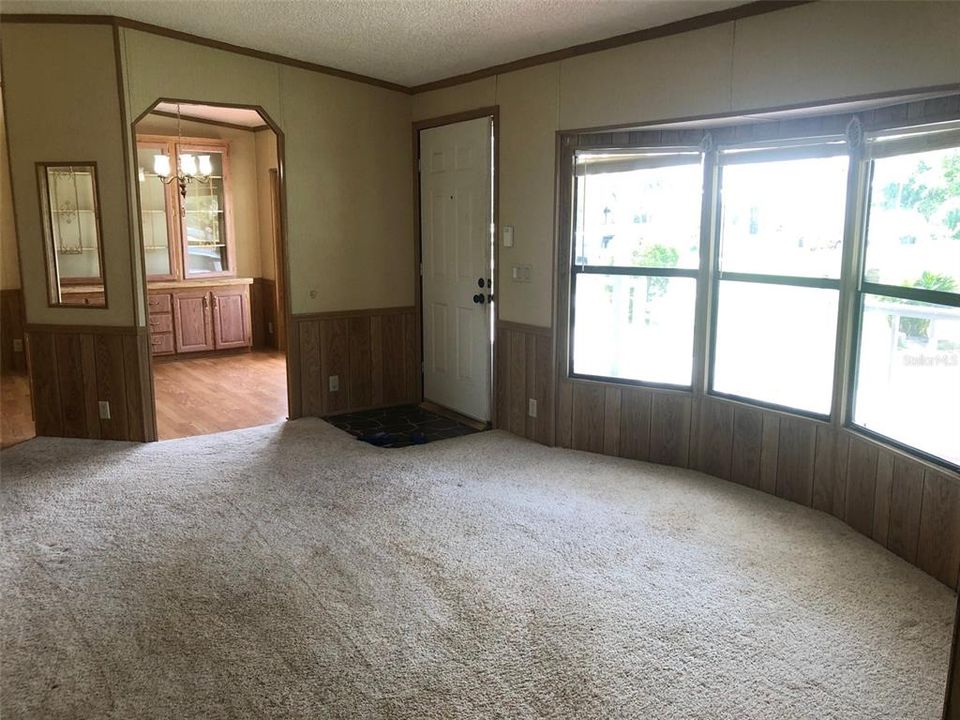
(137, 136, 233, 279)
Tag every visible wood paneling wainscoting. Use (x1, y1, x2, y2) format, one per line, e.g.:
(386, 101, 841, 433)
(1, 289, 27, 374)
(288, 307, 419, 419)
(495, 321, 554, 445)
(25, 324, 154, 442)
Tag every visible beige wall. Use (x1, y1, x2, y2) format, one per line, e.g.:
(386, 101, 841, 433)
(413, 1, 960, 327)
(121, 28, 413, 316)
(135, 114, 267, 279)
(1, 24, 136, 326)
(1, 94, 20, 290)
(2, 23, 414, 326)
(254, 129, 279, 281)
(279, 65, 412, 313)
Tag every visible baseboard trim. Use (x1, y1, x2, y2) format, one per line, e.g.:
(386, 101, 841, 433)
(291, 306, 416, 322)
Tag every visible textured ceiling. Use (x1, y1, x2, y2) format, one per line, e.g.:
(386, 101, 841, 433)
(153, 102, 266, 127)
(3, 0, 747, 87)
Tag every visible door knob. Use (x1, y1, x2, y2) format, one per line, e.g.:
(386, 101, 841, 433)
(472, 294, 485, 304)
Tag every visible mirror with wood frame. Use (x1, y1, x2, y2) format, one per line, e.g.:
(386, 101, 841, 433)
(36, 162, 107, 307)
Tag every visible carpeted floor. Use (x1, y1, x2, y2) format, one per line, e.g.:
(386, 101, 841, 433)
(0, 419, 955, 719)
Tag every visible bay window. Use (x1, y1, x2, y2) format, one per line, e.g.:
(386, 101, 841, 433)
(570, 149, 703, 388)
(851, 131, 960, 466)
(561, 98, 960, 471)
(710, 149, 849, 416)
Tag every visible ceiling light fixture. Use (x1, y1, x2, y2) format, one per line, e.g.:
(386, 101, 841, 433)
(152, 104, 212, 197)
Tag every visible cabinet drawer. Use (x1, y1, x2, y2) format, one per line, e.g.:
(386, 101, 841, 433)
(148, 313, 173, 333)
(149, 332, 175, 355)
(62, 293, 104, 306)
(147, 293, 172, 315)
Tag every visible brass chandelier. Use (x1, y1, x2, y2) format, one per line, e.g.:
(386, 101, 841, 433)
(152, 104, 213, 197)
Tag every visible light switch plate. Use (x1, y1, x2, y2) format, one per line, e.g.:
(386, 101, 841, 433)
(329, 375, 340, 392)
(503, 225, 515, 248)
(512, 265, 532, 282)
(98, 401, 111, 420)
(528, 398, 537, 418)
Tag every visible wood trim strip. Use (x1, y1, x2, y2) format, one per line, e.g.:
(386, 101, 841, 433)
(408, 1, 813, 93)
(412, 106, 500, 132)
(0, 14, 409, 94)
(25, 323, 143, 336)
(291, 306, 416, 321)
(113, 23, 158, 442)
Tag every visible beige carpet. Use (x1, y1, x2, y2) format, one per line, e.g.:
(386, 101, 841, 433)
(0, 419, 954, 719)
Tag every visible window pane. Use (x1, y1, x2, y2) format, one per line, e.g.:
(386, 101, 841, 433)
(863, 146, 960, 293)
(137, 146, 173, 277)
(712, 281, 838, 414)
(574, 153, 702, 269)
(572, 274, 696, 386)
(719, 154, 849, 278)
(853, 294, 960, 465)
(184, 167, 228, 275)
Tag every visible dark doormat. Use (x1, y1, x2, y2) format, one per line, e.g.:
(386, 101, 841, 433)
(325, 405, 482, 448)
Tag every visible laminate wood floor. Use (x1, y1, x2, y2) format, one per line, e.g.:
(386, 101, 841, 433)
(154, 351, 288, 440)
(1, 372, 35, 449)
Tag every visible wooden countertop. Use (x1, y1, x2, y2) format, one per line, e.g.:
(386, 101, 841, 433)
(61, 277, 254, 294)
(148, 278, 254, 290)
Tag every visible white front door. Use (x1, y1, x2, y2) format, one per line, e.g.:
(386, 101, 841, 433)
(420, 117, 493, 422)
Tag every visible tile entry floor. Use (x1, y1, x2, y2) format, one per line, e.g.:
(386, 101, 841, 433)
(326, 405, 482, 447)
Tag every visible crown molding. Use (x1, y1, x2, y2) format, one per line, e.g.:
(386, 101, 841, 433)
(0, 13, 410, 94)
(1, 2, 812, 96)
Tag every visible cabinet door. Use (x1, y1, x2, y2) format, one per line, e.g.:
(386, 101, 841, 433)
(179, 143, 233, 278)
(212, 288, 249, 349)
(174, 292, 213, 353)
(137, 140, 178, 280)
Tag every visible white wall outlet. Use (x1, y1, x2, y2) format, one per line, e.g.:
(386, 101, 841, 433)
(328, 375, 340, 392)
(98, 401, 111, 420)
(528, 398, 537, 418)
(12, 338, 23, 352)
(503, 225, 515, 248)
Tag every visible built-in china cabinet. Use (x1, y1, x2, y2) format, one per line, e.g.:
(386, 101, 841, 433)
(60, 135, 252, 355)
(137, 135, 251, 356)
(137, 135, 236, 281)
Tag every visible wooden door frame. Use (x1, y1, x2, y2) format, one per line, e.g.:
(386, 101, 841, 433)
(269, 168, 287, 352)
(412, 106, 500, 426)
(130, 98, 293, 438)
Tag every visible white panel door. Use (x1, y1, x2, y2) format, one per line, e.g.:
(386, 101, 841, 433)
(420, 117, 492, 422)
